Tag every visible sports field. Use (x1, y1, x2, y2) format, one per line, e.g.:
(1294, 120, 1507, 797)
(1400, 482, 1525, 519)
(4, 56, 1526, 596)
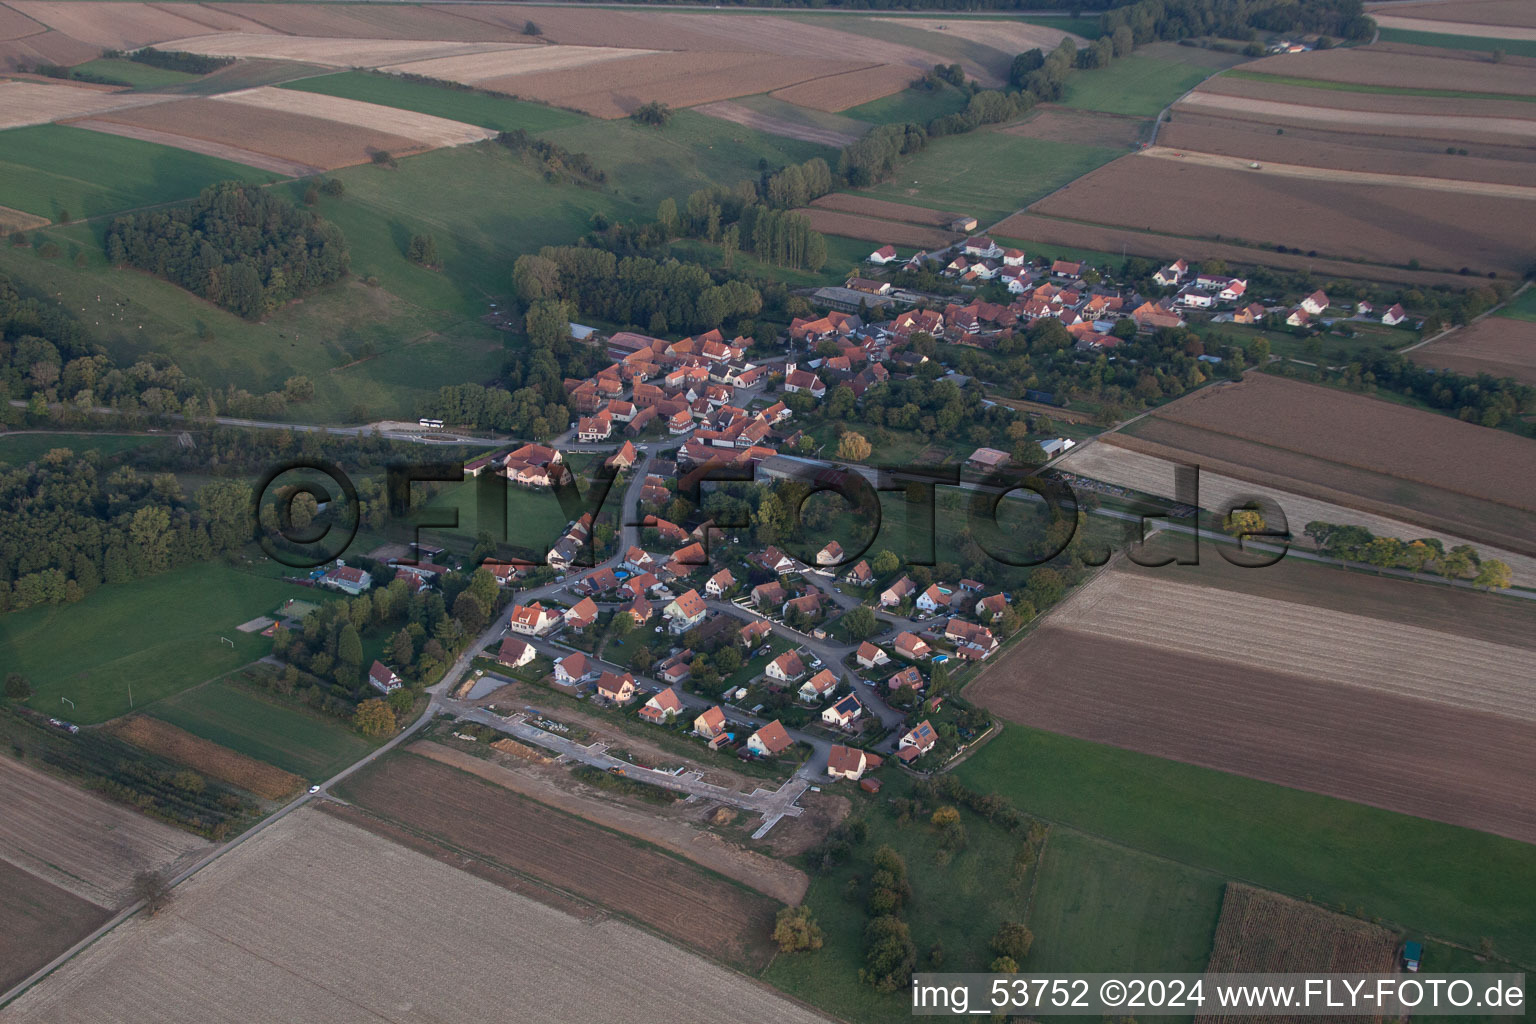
(0, 123, 274, 221)
(0, 562, 320, 724)
(279, 70, 589, 133)
(148, 673, 377, 780)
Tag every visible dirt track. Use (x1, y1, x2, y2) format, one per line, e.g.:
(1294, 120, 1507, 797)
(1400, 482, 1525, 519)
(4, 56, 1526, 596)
(695, 99, 863, 147)
(1140, 145, 1536, 199)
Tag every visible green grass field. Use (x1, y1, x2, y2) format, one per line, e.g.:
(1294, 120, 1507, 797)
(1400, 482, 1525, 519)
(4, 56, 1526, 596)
(71, 57, 201, 90)
(148, 673, 376, 779)
(0, 562, 326, 724)
(1220, 69, 1536, 103)
(956, 725, 1536, 967)
(1376, 27, 1536, 61)
(279, 71, 589, 133)
(422, 476, 576, 561)
(864, 131, 1120, 224)
(1060, 53, 1220, 117)
(841, 84, 970, 126)
(670, 232, 873, 289)
(0, 124, 275, 221)
(0, 431, 172, 466)
(1496, 286, 1536, 322)
(724, 93, 873, 140)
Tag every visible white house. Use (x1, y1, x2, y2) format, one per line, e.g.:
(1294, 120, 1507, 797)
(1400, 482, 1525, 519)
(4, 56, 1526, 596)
(855, 641, 889, 669)
(508, 602, 560, 636)
(1153, 259, 1188, 287)
(963, 236, 1002, 259)
(320, 563, 372, 596)
(1218, 279, 1248, 302)
(746, 720, 794, 757)
(554, 652, 593, 685)
(797, 668, 839, 703)
(868, 244, 897, 264)
(664, 589, 708, 634)
(1300, 290, 1329, 316)
(1381, 303, 1408, 326)
(827, 744, 875, 781)
(766, 650, 806, 683)
(496, 637, 535, 669)
(820, 693, 864, 731)
(368, 660, 403, 694)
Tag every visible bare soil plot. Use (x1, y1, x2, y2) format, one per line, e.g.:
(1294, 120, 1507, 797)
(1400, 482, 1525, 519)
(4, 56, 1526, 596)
(437, 3, 732, 51)
(991, 210, 1473, 288)
(0, 756, 209, 908)
(1153, 374, 1536, 514)
(411, 740, 809, 904)
(205, 1, 527, 42)
(70, 117, 320, 175)
(213, 85, 495, 147)
(7, 0, 225, 48)
(1140, 146, 1536, 200)
(1238, 46, 1536, 96)
(338, 752, 784, 970)
(769, 62, 917, 112)
(1368, 0, 1536, 30)
(1410, 314, 1536, 386)
(1055, 441, 1536, 585)
(0, 808, 832, 1024)
(1030, 152, 1536, 274)
(695, 99, 863, 147)
(1158, 115, 1536, 187)
(799, 207, 960, 247)
(1371, 13, 1536, 41)
(1193, 74, 1536, 124)
(1177, 90, 1536, 146)
(107, 715, 304, 801)
(872, 16, 1083, 53)
(86, 96, 427, 170)
(1200, 884, 1398, 1024)
(0, 80, 161, 130)
(1003, 105, 1152, 148)
(0, 4, 45, 39)
(159, 30, 526, 69)
(810, 191, 961, 226)
(382, 43, 655, 85)
(0, 858, 110, 992)
(0, 203, 48, 232)
(1, 69, 121, 90)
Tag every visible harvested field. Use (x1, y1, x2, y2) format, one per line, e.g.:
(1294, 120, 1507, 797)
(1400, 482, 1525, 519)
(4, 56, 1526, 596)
(107, 715, 304, 801)
(1030, 152, 1536, 274)
(1153, 374, 1536, 514)
(482, 51, 870, 119)
(337, 752, 784, 969)
(0, 203, 48, 232)
(204, 1, 527, 41)
(7, 0, 229, 48)
(1003, 105, 1152, 148)
(1192, 75, 1536, 125)
(798, 207, 959, 248)
(1140, 146, 1536, 200)
(990, 210, 1474, 288)
(438, 3, 731, 51)
(0, 80, 160, 130)
(695, 99, 863, 147)
(873, 16, 1083, 53)
(159, 31, 526, 69)
(1177, 90, 1536, 146)
(1, 807, 832, 1024)
(1055, 440, 1536, 585)
(1238, 46, 1536, 96)
(69, 118, 319, 175)
(810, 191, 960, 227)
(85, 96, 427, 170)
(0, 756, 209, 908)
(1369, 0, 1536, 30)
(769, 63, 920, 112)
(1157, 115, 1536, 187)
(1199, 885, 1397, 1024)
(213, 86, 495, 147)
(1410, 314, 1536, 386)
(1371, 13, 1536, 41)
(970, 565, 1536, 844)
(413, 740, 809, 904)
(0, 858, 111, 993)
(0, 29, 96, 69)
(382, 43, 655, 84)
(0, 4, 44, 39)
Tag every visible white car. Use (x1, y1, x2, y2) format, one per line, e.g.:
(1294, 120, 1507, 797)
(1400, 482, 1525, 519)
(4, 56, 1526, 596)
(308, 785, 321, 794)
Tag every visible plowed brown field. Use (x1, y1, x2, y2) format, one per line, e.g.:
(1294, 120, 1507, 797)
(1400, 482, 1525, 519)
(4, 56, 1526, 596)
(1176, 91, 1536, 146)
(0, 4, 45, 39)
(108, 715, 304, 801)
(1409, 314, 1536, 385)
(1195, 73, 1536, 122)
(0, 859, 110, 992)
(798, 207, 959, 247)
(381, 43, 652, 84)
(0, 28, 103, 67)
(769, 63, 918, 112)
(1238, 46, 1536, 95)
(158, 31, 523, 68)
(810, 192, 960, 226)
(1030, 152, 1535, 273)
(1373, 0, 1536, 29)
(337, 752, 783, 969)
(7, 0, 225, 48)
(206, 1, 525, 41)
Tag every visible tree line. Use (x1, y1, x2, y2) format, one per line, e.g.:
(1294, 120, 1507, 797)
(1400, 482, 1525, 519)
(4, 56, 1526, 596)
(105, 47, 236, 74)
(105, 183, 350, 319)
(1304, 521, 1513, 589)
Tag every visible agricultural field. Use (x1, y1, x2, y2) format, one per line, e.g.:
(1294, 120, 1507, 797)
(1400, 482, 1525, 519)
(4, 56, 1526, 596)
(335, 752, 784, 970)
(278, 69, 588, 133)
(1003, 105, 1152, 147)
(797, 208, 958, 249)
(0, 122, 273, 221)
(0, 79, 160, 131)
(0, 807, 831, 1024)
(1175, 87, 1536, 147)
(1059, 46, 1240, 117)
(968, 562, 1536, 844)
(0, 756, 210, 908)
(1029, 149, 1536, 275)
(147, 672, 377, 780)
(695, 99, 865, 148)
(768, 63, 922, 113)
(70, 56, 201, 89)
(1239, 45, 1536, 96)
(0, 561, 320, 724)
(0, 858, 110, 992)
(1367, 0, 1536, 31)
(1408, 311, 1536, 386)
(840, 81, 969, 124)
(106, 714, 306, 801)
